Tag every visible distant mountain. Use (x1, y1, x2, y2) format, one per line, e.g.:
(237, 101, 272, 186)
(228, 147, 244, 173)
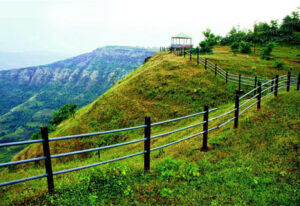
(0, 46, 155, 161)
(0, 51, 73, 70)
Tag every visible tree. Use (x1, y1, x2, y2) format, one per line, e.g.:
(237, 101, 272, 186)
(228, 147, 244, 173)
(261, 42, 276, 60)
(240, 41, 252, 53)
(49, 104, 78, 126)
(230, 42, 239, 55)
(199, 29, 220, 54)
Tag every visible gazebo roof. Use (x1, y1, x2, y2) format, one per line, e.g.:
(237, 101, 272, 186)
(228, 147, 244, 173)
(172, 32, 192, 39)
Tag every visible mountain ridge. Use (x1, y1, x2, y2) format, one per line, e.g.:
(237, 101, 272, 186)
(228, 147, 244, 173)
(0, 46, 155, 161)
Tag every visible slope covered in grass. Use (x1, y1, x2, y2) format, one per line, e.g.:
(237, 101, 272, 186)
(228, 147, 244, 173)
(2, 86, 299, 205)
(1, 47, 299, 205)
(199, 45, 300, 78)
(14, 51, 238, 161)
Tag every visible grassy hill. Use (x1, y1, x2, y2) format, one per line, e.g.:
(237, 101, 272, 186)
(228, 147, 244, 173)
(14, 51, 238, 161)
(1, 46, 299, 205)
(12, 91, 299, 205)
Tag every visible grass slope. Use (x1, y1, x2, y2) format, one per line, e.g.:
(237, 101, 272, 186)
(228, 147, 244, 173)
(1, 87, 299, 205)
(14, 51, 239, 161)
(1, 47, 299, 204)
(199, 46, 300, 78)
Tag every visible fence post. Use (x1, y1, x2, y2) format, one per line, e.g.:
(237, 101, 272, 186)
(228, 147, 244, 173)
(254, 76, 257, 95)
(184, 48, 186, 58)
(238, 74, 241, 92)
(257, 82, 261, 110)
(201, 105, 209, 152)
(197, 49, 199, 65)
(180, 48, 182, 56)
(214, 64, 217, 76)
(234, 91, 239, 129)
(204, 58, 207, 70)
(287, 71, 291, 92)
(144, 116, 151, 172)
(297, 74, 300, 91)
(41, 127, 54, 193)
(275, 75, 279, 97)
(190, 50, 192, 61)
(226, 72, 228, 83)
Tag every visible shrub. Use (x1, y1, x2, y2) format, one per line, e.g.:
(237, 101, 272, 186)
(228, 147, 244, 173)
(274, 60, 285, 69)
(199, 41, 213, 53)
(230, 42, 240, 53)
(50, 104, 77, 126)
(199, 29, 220, 54)
(261, 42, 276, 60)
(240, 41, 252, 53)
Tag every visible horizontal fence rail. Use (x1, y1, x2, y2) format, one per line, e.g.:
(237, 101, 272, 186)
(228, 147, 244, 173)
(0, 48, 299, 194)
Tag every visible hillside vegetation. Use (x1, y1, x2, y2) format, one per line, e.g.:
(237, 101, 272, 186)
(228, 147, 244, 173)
(14, 51, 238, 161)
(1, 81, 299, 205)
(0, 46, 155, 162)
(197, 45, 300, 77)
(0, 47, 299, 205)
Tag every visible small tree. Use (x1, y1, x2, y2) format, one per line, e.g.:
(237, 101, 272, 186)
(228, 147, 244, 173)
(199, 29, 220, 54)
(199, 41, 213, 53)
(261, 42, 276, 60)
(50, 104, 78, 126)
(240, 41, 252, 53)
(230, 42, 239, 54)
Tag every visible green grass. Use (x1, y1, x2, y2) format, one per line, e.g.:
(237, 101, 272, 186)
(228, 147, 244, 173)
(0, 46, 299, 205)
(13, 51, 240, 162)
(1, 90, 298, 205)
(197, 46, 300, 78)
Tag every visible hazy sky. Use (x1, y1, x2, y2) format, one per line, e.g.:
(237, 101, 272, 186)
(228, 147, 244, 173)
(0, 0, 299, 55)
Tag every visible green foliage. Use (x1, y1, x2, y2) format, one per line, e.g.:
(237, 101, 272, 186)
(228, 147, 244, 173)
(261, 42, 277, 59)
(199, 29, 220, 54)
(50, 104, 77, 126)
(240, 41, 252, 53)
(221, 10, 300, 45)
(0, 46, 155, 161)
(230, 42, 240, 53)
(29, 104, 77, 140)
(274, 60, 285, 69)
(199, 40, 213, 53)
(157, 157, 181, 180)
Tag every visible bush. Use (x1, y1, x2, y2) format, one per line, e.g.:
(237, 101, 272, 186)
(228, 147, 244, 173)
(274, 60, 285, 69)
(199, 41, 213, 53)
(261, 42, 276, 60)
(199, 29, 220, 54)
(230, 42, 239, 53)
(240, 41, 252, 53)
(50, 104, 77, 126)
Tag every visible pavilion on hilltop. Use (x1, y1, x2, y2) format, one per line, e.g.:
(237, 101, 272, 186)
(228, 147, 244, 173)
(171, 33, 192, 49)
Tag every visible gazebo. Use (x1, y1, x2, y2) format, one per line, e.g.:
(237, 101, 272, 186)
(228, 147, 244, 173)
(171, 32, 192, 49)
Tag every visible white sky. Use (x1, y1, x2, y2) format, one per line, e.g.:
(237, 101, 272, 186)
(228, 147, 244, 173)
(0, 0, 299, 54)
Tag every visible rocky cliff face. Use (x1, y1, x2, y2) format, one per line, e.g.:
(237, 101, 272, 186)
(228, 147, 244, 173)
(0, 47, 152, 86)
(0, 46, 155, 161)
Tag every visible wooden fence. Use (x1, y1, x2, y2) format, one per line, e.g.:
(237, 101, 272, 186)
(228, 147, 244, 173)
(0, 48, 299, 193)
